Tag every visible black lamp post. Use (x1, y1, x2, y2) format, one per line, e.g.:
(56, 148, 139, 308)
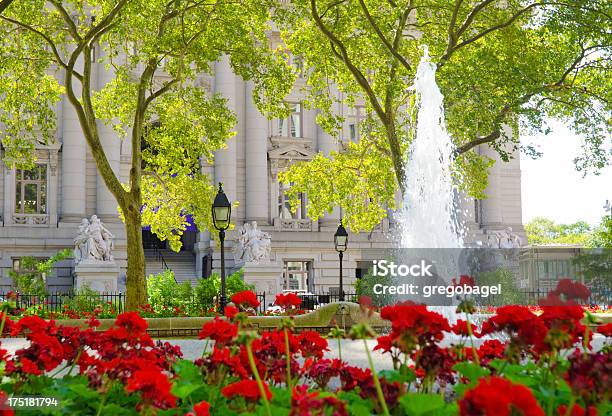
(334, 220, 348, 302)
(605, 200, 612, 219)
(212, 182, 231, 313)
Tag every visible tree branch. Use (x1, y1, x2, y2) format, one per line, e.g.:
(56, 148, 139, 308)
(356, 0, 412, 71)
(309, 0, 386, 124)
(0, 0, 14, 14)
(0, 15, 83, 81)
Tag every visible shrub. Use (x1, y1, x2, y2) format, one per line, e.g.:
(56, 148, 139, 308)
(146, 269, 193, 315)
(354, 269, 394, 307)
(194, 269, 253, 311)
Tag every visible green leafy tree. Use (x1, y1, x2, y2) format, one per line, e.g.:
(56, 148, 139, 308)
(9, 249, 72, 297)
(525, 217, 593, 246)
(276, 1, 611, 231)
(0, 1, 293, 309)
(590, 215, 612, 248)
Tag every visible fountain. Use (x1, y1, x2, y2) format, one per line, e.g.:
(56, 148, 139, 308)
(396, 47, 468, 324)
(400, 46, 464, 249)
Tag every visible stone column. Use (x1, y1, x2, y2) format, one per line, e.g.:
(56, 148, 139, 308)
(245, 81, 269, 223)
(61, 63, 87, 222)
(214, 56, 237, 204)
(96, 49, 121, 221)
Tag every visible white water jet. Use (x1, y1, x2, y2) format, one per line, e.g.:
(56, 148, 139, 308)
(399, 46, 464, 249)
(396, 47, 466, 323)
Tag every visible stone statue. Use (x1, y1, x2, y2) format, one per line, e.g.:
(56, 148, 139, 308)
(74, 215, 115, 264)
(234, 221, 271, 263)
(486, 227, 522, 249)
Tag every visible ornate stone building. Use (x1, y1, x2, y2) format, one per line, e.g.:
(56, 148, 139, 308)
(0, 53, 526, 296)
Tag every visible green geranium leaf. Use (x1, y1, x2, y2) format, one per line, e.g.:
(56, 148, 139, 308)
(453, 362, 490, 383)
(400, 393, 446, 416)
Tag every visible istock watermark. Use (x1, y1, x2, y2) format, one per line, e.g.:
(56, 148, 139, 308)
(372, 260, 433, 277)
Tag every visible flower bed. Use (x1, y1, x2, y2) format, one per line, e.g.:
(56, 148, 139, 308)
(0, 281, 610, 415)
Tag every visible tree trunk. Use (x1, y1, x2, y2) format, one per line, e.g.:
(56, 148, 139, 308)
(124, 206, 147, 310)
(386, 126, 406, 195)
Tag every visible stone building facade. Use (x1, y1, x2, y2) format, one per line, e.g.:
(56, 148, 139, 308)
(0, 52, 526, 296)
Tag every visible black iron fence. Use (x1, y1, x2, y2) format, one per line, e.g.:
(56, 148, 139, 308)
(0, 292, 125, 315)
(0, 291, 360, 316)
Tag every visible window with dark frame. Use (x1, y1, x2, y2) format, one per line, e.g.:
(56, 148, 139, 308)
(15, 164, 47, 214)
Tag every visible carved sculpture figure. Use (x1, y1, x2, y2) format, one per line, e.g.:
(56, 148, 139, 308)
(486, 227, 522, 249)
(234, 221, 271, 263)
(74, 215, 115, 264)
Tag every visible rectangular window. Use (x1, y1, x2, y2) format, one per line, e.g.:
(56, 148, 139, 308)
(15, 164, 47, 214)
(278, 182, 307, 219)
(283, 261, 312, 291)
(347, 106, 366, 142)
(276, 103, 302, 138)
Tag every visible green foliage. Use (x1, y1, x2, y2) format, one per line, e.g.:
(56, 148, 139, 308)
(475, 267, 522, 306)
(146, 269, 194, 315)
(0, 1, 295, 306)
(525, 217, 594, 246)
(275, 0, 611, 229)
(63, 285, 122, 318)
(589, 216, 612, 248)
(8, 249, 72, 296)
(354, 268, 394, 307)
(194, 269, 254, 311)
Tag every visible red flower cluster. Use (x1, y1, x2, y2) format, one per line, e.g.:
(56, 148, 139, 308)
(221, 380, 272, 402)
(198, 318, 238, 346)
(550, 278, 591, 302)
(476, 339, 507, 365)
(379, 303, 450, 354)
(597, 322, 612, 337)
(557, 404, 598, 416)
(480, 305, 547, 356)
(451, 319, 479, 337)
(231, 291, 260, 310)
(566, 350, 611, 406)
(126, 369, 176, 409)
(185, 401, 211, 416)
(459, 376, 545, 416)
(275, 293, 302, 309)
(291, 385, 347, 416)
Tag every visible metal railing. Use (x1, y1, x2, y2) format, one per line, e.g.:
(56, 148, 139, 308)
(0, 292, 125, 315)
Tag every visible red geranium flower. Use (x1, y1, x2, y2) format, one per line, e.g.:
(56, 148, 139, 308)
(379, 303, 450, 353)
(297, 331, 328, 359)
(459, 376, 544, 416)
(597, 323, 612, 337)
(231, 291, 260, 310)
(224, 305, 239, 320)
(198, 318, 238, 346)
(557, 404, 598, 416)
(451, 320, 480, 337)
(125, 369, 177, 409)
(566, 350, 611, 406)
(115, 312, 148, 334)
(221, 380, 272, 402)
(275, 293, 302, 309)
(0, 390, 14, 416)
(550, 279, 591, 302)
(187, 401, 211, 416)
(477, 339, 507, 365)
(291, 385, 348, 416)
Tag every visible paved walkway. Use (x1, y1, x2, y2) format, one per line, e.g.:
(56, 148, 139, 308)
(1, 336, 607, 371)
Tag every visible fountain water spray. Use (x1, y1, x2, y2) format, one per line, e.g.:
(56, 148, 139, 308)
(399, 46, 464, 249)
